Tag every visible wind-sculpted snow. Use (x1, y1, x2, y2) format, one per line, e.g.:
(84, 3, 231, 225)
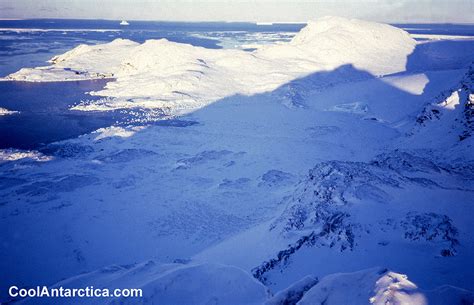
(4, 17, 416, 114)
(148, 202, 250, 242)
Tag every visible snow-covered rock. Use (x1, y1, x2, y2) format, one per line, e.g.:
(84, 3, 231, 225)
(7, 39, 139, 81)
(298, 267, 474, 305)
(251, 151, 469, 283)
(411, 63, 474, 144)
(0, 148, 53, 163)
(401, 212, 459, 257)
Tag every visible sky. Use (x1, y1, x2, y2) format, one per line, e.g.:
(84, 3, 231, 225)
(0, 0, 473, 23)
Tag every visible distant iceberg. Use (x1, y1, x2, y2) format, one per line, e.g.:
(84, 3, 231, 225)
(0, 107, 19, 116)
(119, 20, 129, 26)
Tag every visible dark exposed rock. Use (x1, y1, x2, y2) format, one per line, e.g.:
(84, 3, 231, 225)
(401, 212, 459, 256)
(259, 170, 296, 188)
(40, 143, 94, 158)
(371, 150, 441, 173)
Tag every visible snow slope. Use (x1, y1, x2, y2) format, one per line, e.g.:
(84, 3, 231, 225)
(1, 17, 474, 304)
(261, 16, 415, 73)
(17, 262, 270, 305)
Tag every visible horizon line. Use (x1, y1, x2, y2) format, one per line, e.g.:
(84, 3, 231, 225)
(1, 17, 474, 26)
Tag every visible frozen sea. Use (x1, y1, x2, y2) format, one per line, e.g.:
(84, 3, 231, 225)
(1, 19, 473, 149)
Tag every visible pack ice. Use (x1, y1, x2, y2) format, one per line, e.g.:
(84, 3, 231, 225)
(2, 16, 474, 304)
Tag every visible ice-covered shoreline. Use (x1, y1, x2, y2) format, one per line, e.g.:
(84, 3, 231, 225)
(4, 17, 416, 115)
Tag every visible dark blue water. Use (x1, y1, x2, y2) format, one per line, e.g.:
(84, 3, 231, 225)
(0, 80, 127, 149)
(393, 23, 474, 37)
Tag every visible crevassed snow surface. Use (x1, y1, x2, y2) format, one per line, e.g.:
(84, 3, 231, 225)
(1, 16, 474, 304)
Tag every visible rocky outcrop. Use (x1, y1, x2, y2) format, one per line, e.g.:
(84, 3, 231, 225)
(413, 63, 474, 141)
(401, 212, 459, 256)
(253, 151, 465, 282)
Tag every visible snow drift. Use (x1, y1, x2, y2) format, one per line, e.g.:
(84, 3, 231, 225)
(5, 17, 416, 114)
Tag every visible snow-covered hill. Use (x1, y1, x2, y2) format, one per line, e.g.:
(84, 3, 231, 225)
(1, 16, 474, 304)
(5, 16, 416, 115)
